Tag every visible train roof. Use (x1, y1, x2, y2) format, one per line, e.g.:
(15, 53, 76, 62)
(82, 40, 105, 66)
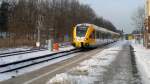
(93, 25, 119, 35)
(76, 23, 120, 35)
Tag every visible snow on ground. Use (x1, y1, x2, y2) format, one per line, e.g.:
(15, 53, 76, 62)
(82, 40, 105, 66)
(0, 45, 74, 65)
(0, 45, 75, 81)
(0, 53, 79, 81)
(0, 42, 72, 54)
(0, 47, 32, 54)
(47, 41, 127, 84)
(131, 40, 150, 84)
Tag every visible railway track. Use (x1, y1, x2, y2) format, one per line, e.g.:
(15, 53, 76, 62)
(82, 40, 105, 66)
(0, 41, 119, 84)
(0, 48, 47, 58)
(0, 48, 80, 73)
(0, 41, 117, 73)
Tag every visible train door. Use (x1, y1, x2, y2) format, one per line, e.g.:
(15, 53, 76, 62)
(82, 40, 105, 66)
(89, 30, 96, 46)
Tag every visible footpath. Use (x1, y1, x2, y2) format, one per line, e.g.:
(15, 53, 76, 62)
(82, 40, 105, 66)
(132, 41, 150, 84)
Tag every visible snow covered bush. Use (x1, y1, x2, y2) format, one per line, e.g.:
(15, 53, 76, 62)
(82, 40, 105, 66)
(46, 73, 72, 84)
(68, 66, 89, 76)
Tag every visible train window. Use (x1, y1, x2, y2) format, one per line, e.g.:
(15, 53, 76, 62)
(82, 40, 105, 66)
(96, 31, 99, 38)
(106, 33, 110, 39)
(76, 26, 88, 37)
(103, 33, 106, 39)
(99, 32, 102, 39)
(108, 34, 112, 39)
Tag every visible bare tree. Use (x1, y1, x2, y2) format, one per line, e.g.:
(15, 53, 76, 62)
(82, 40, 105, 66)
(132, 6, 145, 32)
(132, 6, 145, 44)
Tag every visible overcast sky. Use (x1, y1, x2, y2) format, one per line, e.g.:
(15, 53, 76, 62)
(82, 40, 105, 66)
(79, 0, 145, 33)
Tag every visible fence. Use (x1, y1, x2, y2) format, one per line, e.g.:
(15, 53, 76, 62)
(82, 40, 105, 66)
(0, 32, 36, 48)
(0, 31, 72, 48)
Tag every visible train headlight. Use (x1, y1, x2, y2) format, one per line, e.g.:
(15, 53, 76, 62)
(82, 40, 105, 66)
(84, 38, 88, 41)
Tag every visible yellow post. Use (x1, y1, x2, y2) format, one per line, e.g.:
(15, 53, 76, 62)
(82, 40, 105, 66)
(144, 0, 150, 48)
(147, 0, 150, 16)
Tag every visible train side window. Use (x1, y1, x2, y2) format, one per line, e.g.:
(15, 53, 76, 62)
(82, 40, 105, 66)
(99, 32, 102, 39)
(105, 33, 108, 39)
(96, 31, 99, 38)
(106, 33, 109, 39)
(102, 33, 105, 39)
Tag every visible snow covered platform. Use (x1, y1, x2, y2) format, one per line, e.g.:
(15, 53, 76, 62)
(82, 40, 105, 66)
(47, 41, 137, 84)
(131, 40, 150, 84)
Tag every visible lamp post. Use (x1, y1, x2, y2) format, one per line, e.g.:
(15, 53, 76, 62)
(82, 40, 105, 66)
(36, 19, 41, 48)
(47, 28, 54, 51)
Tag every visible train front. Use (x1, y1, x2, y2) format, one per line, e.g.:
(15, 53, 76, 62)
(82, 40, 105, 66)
(72, 24, 90, 48)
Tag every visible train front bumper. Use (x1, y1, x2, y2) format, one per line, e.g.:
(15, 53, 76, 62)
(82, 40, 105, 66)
(73, 41, 89, 48)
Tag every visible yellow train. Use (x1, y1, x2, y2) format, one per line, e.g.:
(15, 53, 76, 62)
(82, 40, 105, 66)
(72, 23, 120, 48)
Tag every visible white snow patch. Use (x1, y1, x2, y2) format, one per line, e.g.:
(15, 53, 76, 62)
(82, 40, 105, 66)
(46, 73, 72, 84)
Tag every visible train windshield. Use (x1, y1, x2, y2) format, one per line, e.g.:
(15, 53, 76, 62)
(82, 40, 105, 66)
(76, 26, 88, 37)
